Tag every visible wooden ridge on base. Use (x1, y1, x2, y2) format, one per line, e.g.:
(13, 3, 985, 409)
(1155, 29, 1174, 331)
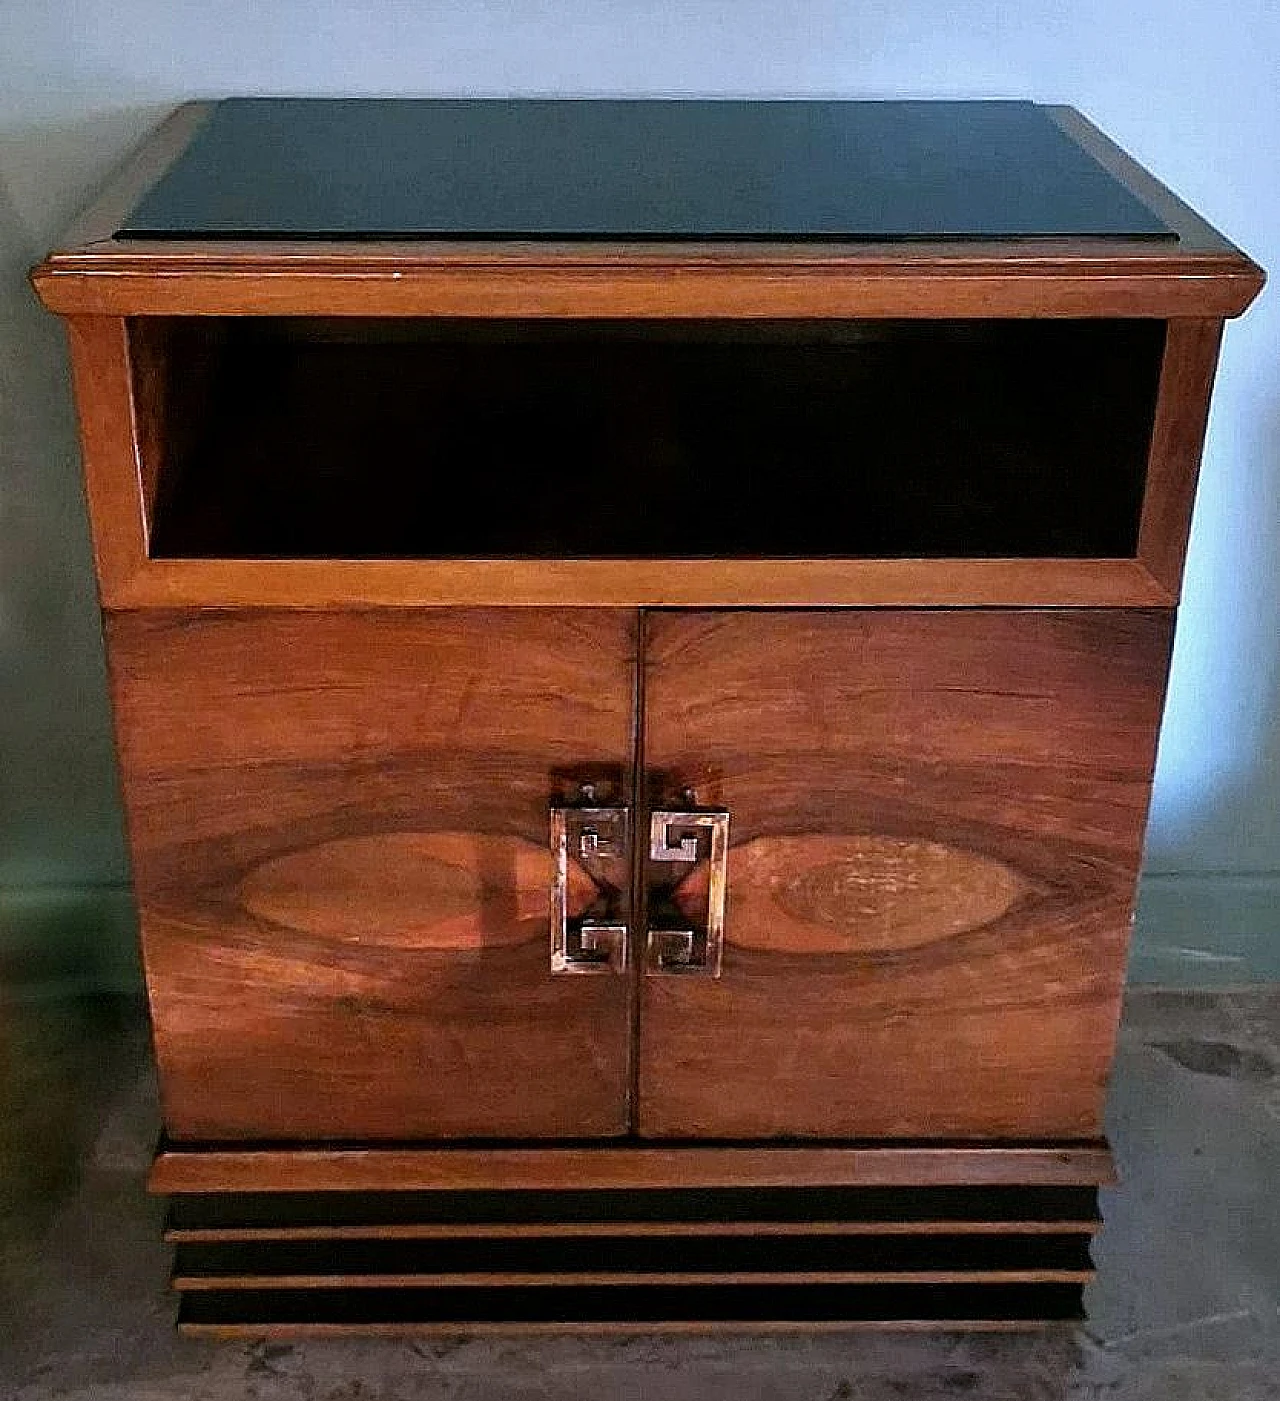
(155, 1154, 1108, 1334)
(150, 1142, 1116, 1195)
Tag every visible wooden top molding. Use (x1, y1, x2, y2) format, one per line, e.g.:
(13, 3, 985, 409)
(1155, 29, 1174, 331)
(31, 103, 1264, 320)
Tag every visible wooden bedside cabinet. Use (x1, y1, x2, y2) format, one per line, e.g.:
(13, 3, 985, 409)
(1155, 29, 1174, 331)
(32, 98, 1263, 1335)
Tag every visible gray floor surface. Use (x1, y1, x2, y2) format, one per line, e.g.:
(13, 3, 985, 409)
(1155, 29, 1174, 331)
(1, 989, 1277, 1399)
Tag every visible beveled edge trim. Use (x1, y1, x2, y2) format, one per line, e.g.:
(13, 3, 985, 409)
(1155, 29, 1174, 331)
(149, 1143, 1117, 1194)
(1044, 108, 1249, 258)
(101, 557, 1175, 611)
(56, 102, 218, 251)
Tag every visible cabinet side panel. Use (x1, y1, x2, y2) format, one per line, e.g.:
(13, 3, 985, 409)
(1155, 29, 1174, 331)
(105, 608, 636, 1140)
(64, 315, 150, 596)
(1136, 318, 1225, 600)
(640, 610, 1173, 1139)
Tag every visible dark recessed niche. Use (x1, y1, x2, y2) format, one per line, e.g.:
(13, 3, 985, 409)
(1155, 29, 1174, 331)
(136, 316, 1166, 561)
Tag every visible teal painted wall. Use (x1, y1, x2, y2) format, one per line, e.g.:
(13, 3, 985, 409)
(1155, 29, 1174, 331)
(1, 1, 1277, 992)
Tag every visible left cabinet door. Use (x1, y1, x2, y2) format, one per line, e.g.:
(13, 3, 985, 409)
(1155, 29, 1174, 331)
(105, 609, 638, 1141)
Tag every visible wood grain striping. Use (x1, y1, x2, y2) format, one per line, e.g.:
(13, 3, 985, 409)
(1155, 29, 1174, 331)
(640, 609, 1172, 1139)
(107, 608, 636, 1140)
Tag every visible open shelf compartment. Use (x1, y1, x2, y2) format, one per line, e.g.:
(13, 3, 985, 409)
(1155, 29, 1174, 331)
(131, 316, 1166, 565)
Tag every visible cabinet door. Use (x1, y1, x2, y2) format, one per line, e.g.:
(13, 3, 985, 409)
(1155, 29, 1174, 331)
(639, 610, 1171, 1139)
(107, 609, 636, 1140)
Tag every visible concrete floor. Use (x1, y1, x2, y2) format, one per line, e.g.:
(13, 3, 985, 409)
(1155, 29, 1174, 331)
(1, 990, 1277, 1399)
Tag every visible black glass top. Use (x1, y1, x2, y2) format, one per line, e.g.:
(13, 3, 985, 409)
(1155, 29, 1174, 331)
(117, 98, 1171, 242)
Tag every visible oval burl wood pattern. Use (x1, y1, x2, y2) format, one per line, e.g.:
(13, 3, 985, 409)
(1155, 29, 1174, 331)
(241, 832, 595, 949)
(105, 608, 636, 1141)
(640, 609, 1173, 1140)
(677, 835, 1032, 955)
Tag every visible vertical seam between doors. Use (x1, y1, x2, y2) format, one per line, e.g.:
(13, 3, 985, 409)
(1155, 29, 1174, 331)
(625, 607, 648, 1135)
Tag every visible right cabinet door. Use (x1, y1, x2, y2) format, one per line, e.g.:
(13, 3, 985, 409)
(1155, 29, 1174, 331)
(639, 609, 1172, 1139)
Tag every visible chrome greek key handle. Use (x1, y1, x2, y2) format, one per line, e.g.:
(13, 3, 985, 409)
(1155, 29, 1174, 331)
(646, 804, 730, 977)
(550, 786, 630, 975)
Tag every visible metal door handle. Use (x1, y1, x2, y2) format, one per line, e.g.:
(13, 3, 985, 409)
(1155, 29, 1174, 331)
(550, 785, 630, 974)
(646, 803, 730, 977)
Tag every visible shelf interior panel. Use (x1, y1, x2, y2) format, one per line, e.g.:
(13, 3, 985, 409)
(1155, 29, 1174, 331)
(136, 316, 1166, 563)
